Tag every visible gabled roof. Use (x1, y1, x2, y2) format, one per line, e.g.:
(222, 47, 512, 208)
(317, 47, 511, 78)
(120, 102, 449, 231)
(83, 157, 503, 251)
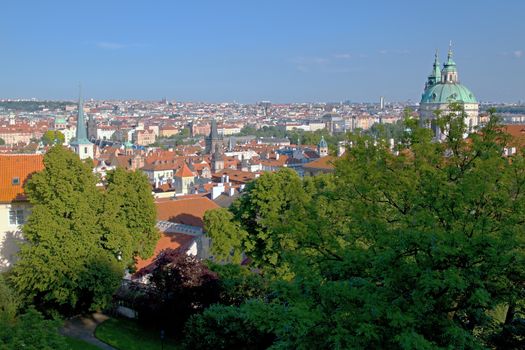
(303, 155, 336, 170)
(174, 162, 195, 178)
(0, 154, 44, 203)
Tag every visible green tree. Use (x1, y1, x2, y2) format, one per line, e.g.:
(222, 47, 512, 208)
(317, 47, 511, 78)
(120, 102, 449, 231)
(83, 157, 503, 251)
(0, 138, 5, 145)
(9, 146, 157, 315)
(198, 107, 525, 349)
(0, 274, 18, 325)
(0, 307, 67, 350)
(103, 168, 158, 265)
(41, 130, 65, 146)
(206, 168, 310, 278)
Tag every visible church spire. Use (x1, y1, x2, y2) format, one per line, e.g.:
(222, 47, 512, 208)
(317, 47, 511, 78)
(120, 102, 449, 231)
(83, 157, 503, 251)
(73, 87, 89, 144)
(69, 86, 94, 160)
(425, 50, 441, 89)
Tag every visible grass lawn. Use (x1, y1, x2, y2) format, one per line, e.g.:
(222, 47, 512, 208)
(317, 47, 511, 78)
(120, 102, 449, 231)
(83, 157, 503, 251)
(64, 336, 102, 350)
(95, 317, 181, 350)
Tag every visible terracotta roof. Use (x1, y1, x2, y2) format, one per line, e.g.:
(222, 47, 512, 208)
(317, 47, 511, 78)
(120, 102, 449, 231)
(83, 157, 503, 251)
(0, 154, 44, 203)
(303, 156, 336, 170)
(502, 124, 525, 147)
(174, 162, 195, 178)
(134, 231, 195, 273)
(211, 169, 258, 184)
(142, 159, 181, 171)
(155, 197, 220, 227)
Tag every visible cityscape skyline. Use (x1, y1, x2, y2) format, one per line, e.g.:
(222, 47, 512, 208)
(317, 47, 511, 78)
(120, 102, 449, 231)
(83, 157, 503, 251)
(1, 0, 524, 103)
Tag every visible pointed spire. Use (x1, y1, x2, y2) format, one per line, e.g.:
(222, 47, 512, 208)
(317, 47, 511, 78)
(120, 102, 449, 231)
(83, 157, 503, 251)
(445, 41, 456, 66)
(432, 49, 441, 76)
(210, 119, 219, 138)
(71, 85, 90, 145)
(441, 41, 458, 83)
(425, 49, 441, 89)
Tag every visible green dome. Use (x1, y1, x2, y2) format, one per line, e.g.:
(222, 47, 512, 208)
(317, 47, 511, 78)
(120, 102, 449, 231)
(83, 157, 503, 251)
(421, 83, 477, 104)
(318, 136, 328, 148)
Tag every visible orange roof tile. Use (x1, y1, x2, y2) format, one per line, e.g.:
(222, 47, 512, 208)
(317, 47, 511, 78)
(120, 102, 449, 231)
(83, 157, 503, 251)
(174, 162, 195, 178)
(134, 231, 195, 273)
(155, 197, 220, 227)
(0, 154, 44, 203)
(303, 156, 336, 170)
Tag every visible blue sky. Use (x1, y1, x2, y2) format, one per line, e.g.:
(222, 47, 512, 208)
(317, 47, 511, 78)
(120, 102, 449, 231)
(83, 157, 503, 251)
(1, 0, 524, 103)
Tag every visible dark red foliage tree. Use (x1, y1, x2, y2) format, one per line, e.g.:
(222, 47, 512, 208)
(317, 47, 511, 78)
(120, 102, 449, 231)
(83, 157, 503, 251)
(135, 249, 219, 335)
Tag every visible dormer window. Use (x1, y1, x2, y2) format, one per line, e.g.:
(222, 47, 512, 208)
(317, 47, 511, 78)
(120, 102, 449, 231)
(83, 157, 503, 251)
(12, 177, 20, 185)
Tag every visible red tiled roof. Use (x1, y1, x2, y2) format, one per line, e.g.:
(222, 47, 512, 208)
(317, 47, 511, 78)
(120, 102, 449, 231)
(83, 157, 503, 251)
(174, 162, 195, 178)
(303, 156, 336, 170)
(502, 124, 525, 147)
(0, 154, 44, 203)
(134, 231, 195, 273)
(155, 197, 220, 227)
(211, 169, 258, 183)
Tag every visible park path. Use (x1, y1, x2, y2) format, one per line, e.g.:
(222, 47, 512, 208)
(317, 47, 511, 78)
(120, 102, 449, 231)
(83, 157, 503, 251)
(61, 312, 116, 350)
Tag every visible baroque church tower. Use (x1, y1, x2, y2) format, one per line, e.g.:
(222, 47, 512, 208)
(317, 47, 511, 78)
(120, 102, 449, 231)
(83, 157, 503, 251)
(419, 44, 479, 139)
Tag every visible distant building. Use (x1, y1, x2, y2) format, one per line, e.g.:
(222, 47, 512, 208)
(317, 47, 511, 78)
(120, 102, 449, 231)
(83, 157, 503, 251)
(322, 113, 345, 134)
(419, 46, 479, 138)
(87, 115, 97, 140)
(134, 128, 156, 146)
(205, 119, 223, 154)
(159, 126, 179, 138)
(211, 144, 225, 173)
(303, 155, 336, 176)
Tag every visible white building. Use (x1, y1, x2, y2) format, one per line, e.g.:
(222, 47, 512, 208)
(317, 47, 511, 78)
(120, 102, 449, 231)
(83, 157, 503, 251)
(0, 154, 44, 271)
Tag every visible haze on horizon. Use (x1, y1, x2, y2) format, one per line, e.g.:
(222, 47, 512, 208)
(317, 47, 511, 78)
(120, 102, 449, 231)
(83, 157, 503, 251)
(1, 0, 524, 103)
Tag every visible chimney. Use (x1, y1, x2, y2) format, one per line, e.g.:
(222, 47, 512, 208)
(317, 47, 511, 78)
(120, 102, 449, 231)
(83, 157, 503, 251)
(211, 184, 224, 200)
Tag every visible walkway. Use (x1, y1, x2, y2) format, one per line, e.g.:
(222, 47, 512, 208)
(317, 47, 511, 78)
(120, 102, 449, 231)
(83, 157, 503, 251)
(61, 312, 116, 350)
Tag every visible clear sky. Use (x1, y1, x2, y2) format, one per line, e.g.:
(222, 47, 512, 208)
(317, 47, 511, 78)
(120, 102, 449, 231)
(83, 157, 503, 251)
(1, 0, 524, 103)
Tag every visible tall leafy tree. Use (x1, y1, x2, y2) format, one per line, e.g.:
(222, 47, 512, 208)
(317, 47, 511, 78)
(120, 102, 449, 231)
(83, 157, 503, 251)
(198, 107, 525, 349)
(10, 146, 158, 315)
(102, 168, 158, 265)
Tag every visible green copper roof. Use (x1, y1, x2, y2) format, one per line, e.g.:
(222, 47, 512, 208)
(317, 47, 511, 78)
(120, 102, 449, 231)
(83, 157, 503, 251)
(442, 46, 457, 73)
(70, 93, 91, 146)
(421, 83, 477, 104)
(54, 116, 67, 124)
(318, 136, 328, 148)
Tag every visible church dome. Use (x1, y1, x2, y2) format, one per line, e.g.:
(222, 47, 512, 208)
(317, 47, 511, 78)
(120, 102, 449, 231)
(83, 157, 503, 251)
(318, 136, 328, 148)
(421, 82, 477, 104)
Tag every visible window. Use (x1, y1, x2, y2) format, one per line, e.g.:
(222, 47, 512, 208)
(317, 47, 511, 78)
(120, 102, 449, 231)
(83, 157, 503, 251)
(84, 147, 88, 154)
(9, 209, 25, 225)
(12, 177, 20, 185)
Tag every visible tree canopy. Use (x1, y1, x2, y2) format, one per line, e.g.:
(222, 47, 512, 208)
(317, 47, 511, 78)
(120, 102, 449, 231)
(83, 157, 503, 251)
(41, 130, 65, 146)
(10, 146, 158, 315)
(202, 107, 525, 349)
